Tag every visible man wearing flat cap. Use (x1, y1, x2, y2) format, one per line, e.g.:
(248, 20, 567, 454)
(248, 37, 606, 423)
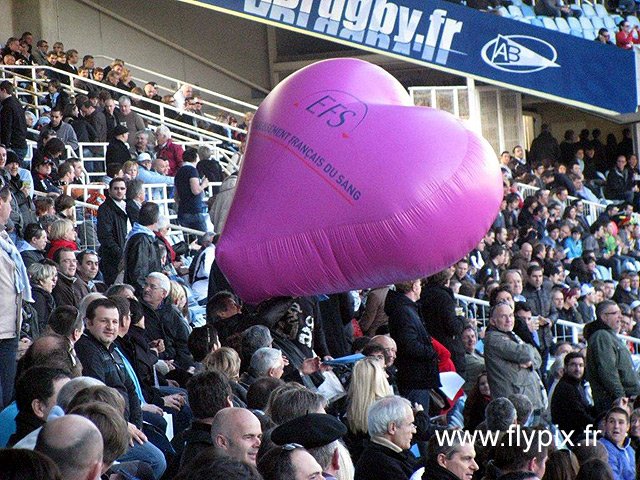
(271, 413, 349, 480)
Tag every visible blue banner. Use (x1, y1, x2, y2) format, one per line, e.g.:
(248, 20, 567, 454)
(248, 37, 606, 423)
(179, 0, 638, 115)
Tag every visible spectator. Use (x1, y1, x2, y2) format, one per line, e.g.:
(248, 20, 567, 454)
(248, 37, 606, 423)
(20, 222, 47, 269)
(0, 80, 28, 162)
(33, 415, 104, 480)
(123, 202, 162, 296)
(483, 302, 545, 414)
(211, 407, 262, 466)
(40, 106, 79, 153)
(605, 155, 636, 203)
(354, 395, 418, 480)
(422, 435, 479, 480)
(585, 300, 640, 414)
(105, 124, 132, 165)
(599, 407, 635, 480)
(97, 178, 130, 286)
(175, 147, 209, 235)
(47, 218, 78, 260)
(0, 185, 32, 408)
(116, 95, 145, 140)
(258, 443, 324, 480)
(596, 28, 616, 46)
(616, 21, 640, 49)
(385, 279, 440, 411)
(155, 125, 184, 176)
(28, 262, 58, 337)
(461, 325, 485, 394)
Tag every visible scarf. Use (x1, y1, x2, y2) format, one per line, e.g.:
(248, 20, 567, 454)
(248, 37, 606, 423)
(0, 231, 32, 302)
(126, 222, 155, 241)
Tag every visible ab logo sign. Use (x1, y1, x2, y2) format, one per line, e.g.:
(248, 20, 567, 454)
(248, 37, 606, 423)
(481, 35, 560, 73)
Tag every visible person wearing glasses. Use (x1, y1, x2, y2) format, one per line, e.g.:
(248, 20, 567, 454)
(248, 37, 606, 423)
(595, 28, 616, 46)
(585, 300, 640, 415)
(258, 442, 324, 480)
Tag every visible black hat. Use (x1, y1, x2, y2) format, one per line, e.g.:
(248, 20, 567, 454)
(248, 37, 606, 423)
(271, 413, 347, 449)
(113, 124, 128, 137)
(5, 150, 20, 165)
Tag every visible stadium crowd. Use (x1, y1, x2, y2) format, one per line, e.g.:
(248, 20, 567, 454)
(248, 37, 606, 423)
(2, 31, 640, 480)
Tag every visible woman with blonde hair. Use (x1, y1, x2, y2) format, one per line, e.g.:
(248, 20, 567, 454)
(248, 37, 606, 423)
(28, 262, 58, 337)
(344, 357, 393, 461)
(204, 346, 247, 405)
(47, 218, 78, 259)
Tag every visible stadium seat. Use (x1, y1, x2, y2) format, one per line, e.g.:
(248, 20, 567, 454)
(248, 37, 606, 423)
(603, 16, 617, 30)
(580, 16, 595, 38)
(498, 6, 511, 17)
(612, 14, 624, 25)
(627, 15, 640, 28)
(594, 3, 609, 17)
(508, 5, 524, 17)
(530, 17, 545, 27)
(581, 3, 597, 17)
(591, 16, 605, 30)
(517, 17, 532, 23)
(567, 16, 582, 31)
(542, 16, 559, 30)
(520, 4, 536, 18)
(555, 17, 572, 33)
(510, 0, 524, 6)
(569, 29, 584, 37)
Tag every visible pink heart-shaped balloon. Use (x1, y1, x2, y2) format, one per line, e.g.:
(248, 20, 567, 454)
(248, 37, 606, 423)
(217, 58, 502, 304)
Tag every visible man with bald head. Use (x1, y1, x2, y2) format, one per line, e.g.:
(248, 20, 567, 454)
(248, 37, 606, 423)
(35, 414, 103, 480)
(211, 407, 262, 466)
(371, 335, 397, 368)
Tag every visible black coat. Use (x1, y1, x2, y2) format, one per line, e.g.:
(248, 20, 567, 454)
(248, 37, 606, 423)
(119, 326, 164, 406)
(319, 292, 355, 359)
(550, 375, 595, 442)
(421, 285, 466, 377)
(605, 168, 634, 201)
(21, 249, 44, 270)
(385, 290, 440, 390)
(141, 299, 194, 370)
(106, 138, 132, 165)
(0, 95, 27, 150)
(75, 331, 143, 427)
(32, 285, 56, 337)
(126, 199, 141, 225)
(123, 232, 162, 297)
(354, 440, 417, 480)
(71, 115, 97, 143)
(97, 197, 129, 285)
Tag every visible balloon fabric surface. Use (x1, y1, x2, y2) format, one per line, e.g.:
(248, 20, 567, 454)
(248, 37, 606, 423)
(216, 58, 503, 304)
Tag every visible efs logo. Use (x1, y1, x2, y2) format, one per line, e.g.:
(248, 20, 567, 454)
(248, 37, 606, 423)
(302, 90, 367, 131)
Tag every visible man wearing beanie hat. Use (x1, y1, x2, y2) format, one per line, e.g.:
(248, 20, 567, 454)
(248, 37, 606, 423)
(105, 124, 132, 165)
(271, 413, 349, 480)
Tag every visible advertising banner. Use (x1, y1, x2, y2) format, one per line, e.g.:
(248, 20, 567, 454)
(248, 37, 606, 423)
(179, 0, 638, 115)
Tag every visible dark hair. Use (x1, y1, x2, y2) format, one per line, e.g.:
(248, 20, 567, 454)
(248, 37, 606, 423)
(47, 306, 82, 338)
(514, 301, 531, 315)
(574, 458, 614, 480)
(138, 202, 160, 226)
(109, 295, 130, 327)
(0, 448, 63, 480)
(107, 163, 124, 178)
(129, 298, 144, 325)
(605, 406, 630, 423)
(246, 377, 285, 411)
(207, 291, 239, 320)
(24, 222, 45, 243)
(563, 351, 584, 367)
(54, 194, 75, 213)
(175, 447, 263, 480)
(186, 371, 232, 420)
(489, 244, 506, 260)
(76, 249, 98, 266)
(493, 427, 549, 471)
(526, 264, 543, 276)
(15, 366, 70, 413)
(188, 324, 220, 362)
(43, 138, 66, 157)
(86, 298, 118, 321)
(257, 444, 302, 480)
(53, 247, 75, 265)
(0, 80, 14, 95)
(183, 147, 198, 163)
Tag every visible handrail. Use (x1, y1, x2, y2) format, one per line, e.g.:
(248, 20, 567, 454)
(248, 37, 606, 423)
(1, 65, 246, 145)
(454, 293, 640, 346)
(94, 54, 259, 116)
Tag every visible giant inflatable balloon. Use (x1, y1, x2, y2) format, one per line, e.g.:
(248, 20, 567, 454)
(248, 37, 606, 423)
(216, 58, 502, 304)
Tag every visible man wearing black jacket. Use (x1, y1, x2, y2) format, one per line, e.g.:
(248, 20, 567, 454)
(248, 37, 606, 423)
(550, 352, 595, 442)
(386, 280, 440, 412)
(0, 81, 28, 162)
(97, 178, 130, 286)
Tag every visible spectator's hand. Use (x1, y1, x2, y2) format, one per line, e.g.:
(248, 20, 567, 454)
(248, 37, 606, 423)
(163, 394, 184, 410)
(519, 361, 533, 369)
(300, 357, 321, 376)
(413, 402, 424, 413)
(149, 339, 165, 353)
(17, 337, 32, 360)
(141, 404, 163, 415)
(128, 423, 147, 446)
(538, 317, 551, 327)
(281, 354, 290, 367)
(165, 359, 176, 371)
(201, 177, 210, 189)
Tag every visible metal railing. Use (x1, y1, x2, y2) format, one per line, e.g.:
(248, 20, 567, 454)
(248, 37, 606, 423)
(454, 293, 640, 346)
(0, 65, 244, 154)
(94, 55, 259, 119)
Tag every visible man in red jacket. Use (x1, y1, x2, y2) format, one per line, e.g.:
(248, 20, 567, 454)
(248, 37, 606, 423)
(155, 125, 183, 176)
